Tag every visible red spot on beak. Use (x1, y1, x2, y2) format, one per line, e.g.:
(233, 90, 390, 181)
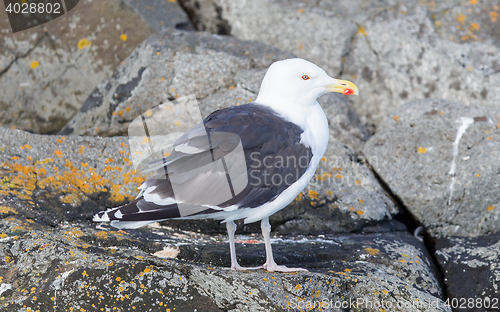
(344, 88, 354, 95)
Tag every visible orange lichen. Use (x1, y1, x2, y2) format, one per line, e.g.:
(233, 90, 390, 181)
(0, 206, 18, 214)
(417, 147, 427, 154)
(456, 13, 466, 25)
(65, 228, 84, 238)
(490, 11, 499, 22)
(365, 248, 379, 255)
(293, 192, 304, 202)
(488, 205, 495, 211)
(357, 25, 366, 36)
(308, 190, 319, 200)
(77, 38, 91, 49)
(1, 152, 145, 205)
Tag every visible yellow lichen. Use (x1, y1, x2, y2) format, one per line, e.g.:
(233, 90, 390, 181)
(365, 248, 379, 255)
(456, 13, 466, 25)
(308, 190, 319, 200)
(95, 231, 108, 239)
(0, 206, 18, 214)
(78, 38, 91, 49)
(417, 147, 427, 154)
(1, 152, 144, 205)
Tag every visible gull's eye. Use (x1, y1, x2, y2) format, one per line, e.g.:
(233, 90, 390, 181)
(302, 75, 310, 80)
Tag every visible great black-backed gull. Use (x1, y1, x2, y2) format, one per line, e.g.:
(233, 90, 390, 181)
(93, 58, 359, 272)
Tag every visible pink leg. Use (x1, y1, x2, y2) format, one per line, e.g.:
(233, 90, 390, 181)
(261, 217, 308, 272)
(226, 220, 262, 270)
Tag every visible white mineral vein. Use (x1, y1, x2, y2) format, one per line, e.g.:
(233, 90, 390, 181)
(448, 117, 474, 205)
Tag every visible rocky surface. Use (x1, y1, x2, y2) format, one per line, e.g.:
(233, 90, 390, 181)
(58, 28, 295, 137)
(0, 0, 156, 134)
(0, 127, 146, 226)
(0, 126, 444, 311)
(0, 209, 449, 311)
(123, 0, 194, 32)
(2, 0, 498, 309)
(435, 233, 500, 311)
(363, 99, 500, 238)
(179, 0, 500, 132)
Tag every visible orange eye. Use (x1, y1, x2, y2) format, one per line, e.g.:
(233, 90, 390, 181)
(302, 75, 310, 80)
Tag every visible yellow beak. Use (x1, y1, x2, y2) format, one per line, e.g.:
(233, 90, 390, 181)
(324, 79, 359, 96)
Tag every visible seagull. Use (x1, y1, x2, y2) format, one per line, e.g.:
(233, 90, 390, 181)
(93, 58, 358, 272)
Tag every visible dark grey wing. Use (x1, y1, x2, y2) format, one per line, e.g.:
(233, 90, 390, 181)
(93, 104, 312, 227)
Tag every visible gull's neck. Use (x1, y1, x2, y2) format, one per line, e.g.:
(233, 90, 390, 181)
(254, 97, 320, 130)
(254, 98, 329, 157)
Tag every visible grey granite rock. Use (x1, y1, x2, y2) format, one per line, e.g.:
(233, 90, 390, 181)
(363, 99, 500, 238)
(435, 233, 500, 310)
(272, 137, 397, 235)
(0, 127, 145, 226)
(0, 213, 450, 311)
(343, 1, 500, 132)
(123, 0, 194, 32)
(58, 28, 295, 137)
(0, 0, 155, 134)
(178, 0, 500, 132)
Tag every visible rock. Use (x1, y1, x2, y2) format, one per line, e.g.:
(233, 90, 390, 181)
(0, 0, 155, 134)
(0, 127, 146, 227)
(363, 99, 500, 238)
(271, 137, 397, 235)
(178, 0, 500, 132)
(0, 211, 449, 311)
(58, 28, 295, 137)
(432, 0, 500, 47)
(178, 0, 232, 35)
(435, 233, 500, 308)
(123, 0, 194, 32)
(179, 0, 359, 75)
(343, 1, 500, 131)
